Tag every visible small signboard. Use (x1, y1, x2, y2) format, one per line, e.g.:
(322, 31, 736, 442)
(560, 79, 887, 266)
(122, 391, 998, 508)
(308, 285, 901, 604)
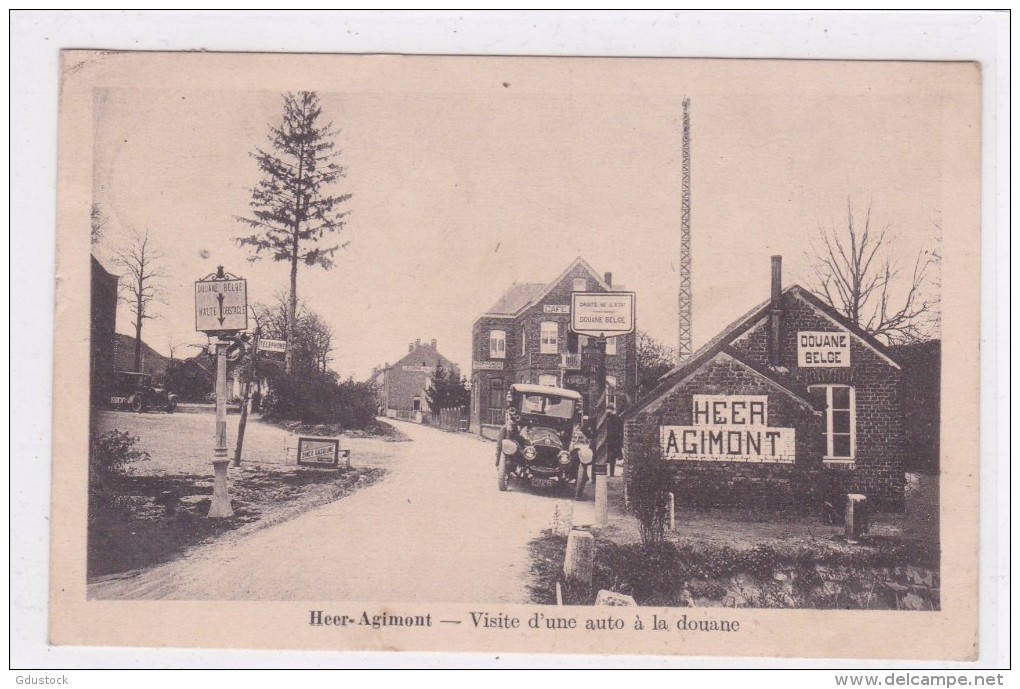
(258, 338, 287, 353)
(195, 277, 248, 333)
(570, 292, 635, 337)
(543, 304, 570, 314)
(797, 331, 851, 368)
(297, 437, 340, 468)
(474, 361, 504, 370)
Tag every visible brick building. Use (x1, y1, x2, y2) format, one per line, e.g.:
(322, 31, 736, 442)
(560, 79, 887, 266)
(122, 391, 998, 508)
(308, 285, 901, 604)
(470, 257, 636, 434)
(624, 256, 906, 510)
(370, 339, 461, 422)
(90, 255, 118, 406)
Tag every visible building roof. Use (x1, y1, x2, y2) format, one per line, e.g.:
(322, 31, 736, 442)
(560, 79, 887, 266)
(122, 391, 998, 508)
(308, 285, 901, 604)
(484, 282, 546, 316)
(389, 341, 461, 375)
(482, 257, 613, 318)
(625, 284, 900, 419)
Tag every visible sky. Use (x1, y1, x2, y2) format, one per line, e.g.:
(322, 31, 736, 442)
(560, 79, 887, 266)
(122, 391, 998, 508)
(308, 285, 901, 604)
(88, 56, 969, 380)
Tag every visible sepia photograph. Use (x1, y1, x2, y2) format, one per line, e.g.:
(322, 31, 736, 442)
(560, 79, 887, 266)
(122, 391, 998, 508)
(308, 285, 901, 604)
(27, 17, 996, 666)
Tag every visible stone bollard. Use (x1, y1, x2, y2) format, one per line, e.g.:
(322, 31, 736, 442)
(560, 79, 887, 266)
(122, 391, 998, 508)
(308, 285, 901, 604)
(563, 528, 594, 586)
(845, 493, 869, 543)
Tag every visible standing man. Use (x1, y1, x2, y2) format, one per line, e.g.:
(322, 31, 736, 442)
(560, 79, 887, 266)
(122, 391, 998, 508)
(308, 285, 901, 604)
(606, 404, 624, 477)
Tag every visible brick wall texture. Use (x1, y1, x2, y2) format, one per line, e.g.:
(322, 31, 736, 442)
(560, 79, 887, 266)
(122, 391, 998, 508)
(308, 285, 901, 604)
(625, 288, 905, 511)
(471, 261, 636, 430)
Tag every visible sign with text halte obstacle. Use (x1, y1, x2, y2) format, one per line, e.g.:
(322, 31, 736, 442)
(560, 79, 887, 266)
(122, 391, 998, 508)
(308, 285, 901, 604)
(195, 277, 248, 333)
(661, 395, 796, 463)
(797, 330, 850, 368)
(570, 291, 635, 337)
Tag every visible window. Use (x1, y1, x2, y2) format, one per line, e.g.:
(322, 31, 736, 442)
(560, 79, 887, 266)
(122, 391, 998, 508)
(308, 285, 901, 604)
(539, 374, 558, 388)
(540, 321, 558, 354)
(810, 385, 856, 461)
(606, 375, 618, 410)
(489, 379, 504, 410)
(521, 326, 527, 356)
(572, 277, 587, 292)
(489, 330, 506, 359)
(567, 332, 589, 354)
(606, 336, 617, 355)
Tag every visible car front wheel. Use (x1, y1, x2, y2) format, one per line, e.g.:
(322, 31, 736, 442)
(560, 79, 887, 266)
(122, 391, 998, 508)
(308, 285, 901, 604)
(496, 451, 509, 492)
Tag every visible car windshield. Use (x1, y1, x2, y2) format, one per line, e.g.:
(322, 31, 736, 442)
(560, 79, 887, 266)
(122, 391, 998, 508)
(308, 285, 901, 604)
(518, 393, 575, 419)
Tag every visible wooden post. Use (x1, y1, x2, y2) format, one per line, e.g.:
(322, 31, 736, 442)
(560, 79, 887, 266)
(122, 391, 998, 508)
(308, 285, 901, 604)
(208, 340, 233, 518)
(233, 328, 259, 467)
(563, 528, 594, 586)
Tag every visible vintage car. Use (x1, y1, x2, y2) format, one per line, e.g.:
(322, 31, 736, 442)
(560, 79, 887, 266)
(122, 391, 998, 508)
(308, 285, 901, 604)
(109, 371, 178, 413)
(495, 383, 593, 498)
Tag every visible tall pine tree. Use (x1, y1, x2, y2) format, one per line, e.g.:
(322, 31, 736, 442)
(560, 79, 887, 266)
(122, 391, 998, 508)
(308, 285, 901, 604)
(236, 92, 351, 373)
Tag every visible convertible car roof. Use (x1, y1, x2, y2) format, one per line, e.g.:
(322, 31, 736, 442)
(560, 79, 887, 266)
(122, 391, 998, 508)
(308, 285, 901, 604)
(510, 383, 583, 400)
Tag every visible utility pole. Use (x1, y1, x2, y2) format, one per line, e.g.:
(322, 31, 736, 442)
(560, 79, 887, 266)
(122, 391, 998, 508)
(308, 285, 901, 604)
(678, 97, 693, 363)
(233, 327, 260, 467)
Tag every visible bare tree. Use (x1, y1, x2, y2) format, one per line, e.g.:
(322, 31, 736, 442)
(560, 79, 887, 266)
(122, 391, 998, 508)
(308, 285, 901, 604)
(253, 294, 334, 376)
(235, 91, 352, 374)
(113, 228, 166, 372)
(808, 199, 936, 344)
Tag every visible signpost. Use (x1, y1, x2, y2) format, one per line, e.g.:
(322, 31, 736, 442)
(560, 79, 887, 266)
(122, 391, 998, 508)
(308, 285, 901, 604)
(571, 291, 636, 518)
(195, 266, 248, 518)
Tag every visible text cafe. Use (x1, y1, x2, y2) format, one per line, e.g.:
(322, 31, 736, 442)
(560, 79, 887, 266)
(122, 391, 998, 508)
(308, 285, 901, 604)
(623, 256, 907, 510)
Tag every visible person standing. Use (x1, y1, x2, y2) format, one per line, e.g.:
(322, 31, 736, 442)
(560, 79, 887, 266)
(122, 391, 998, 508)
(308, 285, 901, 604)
(606, 405, 624, 477)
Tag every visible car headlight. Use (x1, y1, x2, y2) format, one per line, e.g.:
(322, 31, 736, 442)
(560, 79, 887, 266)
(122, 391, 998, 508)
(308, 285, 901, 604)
(500, 439, 519, 456)
(523, 445, 537, 461)
(558, 451, 571, 466)
(577, 447, 593, 465)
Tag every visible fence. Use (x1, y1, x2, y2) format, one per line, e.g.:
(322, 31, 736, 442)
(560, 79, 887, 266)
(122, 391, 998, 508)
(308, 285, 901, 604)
(430, 406, 468, 432)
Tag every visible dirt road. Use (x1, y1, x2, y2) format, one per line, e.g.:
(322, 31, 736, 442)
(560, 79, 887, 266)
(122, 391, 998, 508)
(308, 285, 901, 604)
(89, 420, 569, 602)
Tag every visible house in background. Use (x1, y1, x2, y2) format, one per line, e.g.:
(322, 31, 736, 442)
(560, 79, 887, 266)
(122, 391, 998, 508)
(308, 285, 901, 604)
(90, 255, 118, 406)
(624, 256, 906, 510)
(470, 257, 637, 435)
(370, 339, 461, 422)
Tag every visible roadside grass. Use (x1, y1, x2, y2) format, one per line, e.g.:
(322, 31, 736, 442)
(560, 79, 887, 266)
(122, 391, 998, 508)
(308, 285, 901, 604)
(264, 417, 411, 442)
(528, 522, 940, 610)
(88, 465, 386, 578)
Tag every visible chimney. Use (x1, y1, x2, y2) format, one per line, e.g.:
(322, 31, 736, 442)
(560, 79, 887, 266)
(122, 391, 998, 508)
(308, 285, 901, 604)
(408, 342, 414, 352)
(768, 256, 783, 367)
(415, 338, 421, 348)
(604, 272, 613, 288)
(431, 339, 437, 349)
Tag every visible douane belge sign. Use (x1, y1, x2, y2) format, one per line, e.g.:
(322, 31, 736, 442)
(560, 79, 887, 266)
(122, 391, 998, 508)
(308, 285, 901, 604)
(570, 291, 635, 337)
(195, 278, 248, 333)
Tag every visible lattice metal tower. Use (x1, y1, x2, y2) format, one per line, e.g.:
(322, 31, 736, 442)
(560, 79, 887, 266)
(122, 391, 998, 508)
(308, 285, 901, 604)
(678, 97, 693, 362)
